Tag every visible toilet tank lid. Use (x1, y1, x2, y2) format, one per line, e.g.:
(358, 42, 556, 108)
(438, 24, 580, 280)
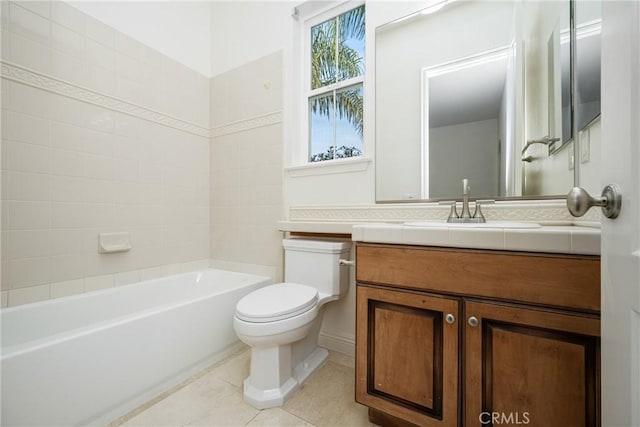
(282, 238, 351, 253)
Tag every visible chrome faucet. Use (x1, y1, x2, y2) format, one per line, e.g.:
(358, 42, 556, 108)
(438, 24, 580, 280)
(439, 179, 495, 223)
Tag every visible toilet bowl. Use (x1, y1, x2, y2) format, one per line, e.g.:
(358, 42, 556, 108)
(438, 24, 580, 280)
(233, 239, 351, 409)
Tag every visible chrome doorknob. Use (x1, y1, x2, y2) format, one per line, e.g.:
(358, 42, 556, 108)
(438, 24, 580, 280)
(567, 184, 622, 219)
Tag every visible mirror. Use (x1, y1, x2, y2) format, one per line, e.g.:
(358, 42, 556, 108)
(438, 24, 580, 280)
(375, 0, 598, 203)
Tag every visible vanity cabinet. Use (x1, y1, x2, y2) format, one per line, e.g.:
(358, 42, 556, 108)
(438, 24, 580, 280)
(355, 243, 600, 427)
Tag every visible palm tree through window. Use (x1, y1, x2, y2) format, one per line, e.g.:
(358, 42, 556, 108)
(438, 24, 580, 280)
(309, 5, 365, 162)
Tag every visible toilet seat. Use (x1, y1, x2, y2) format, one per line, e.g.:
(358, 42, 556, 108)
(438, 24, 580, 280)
(236, 283, 318, 323)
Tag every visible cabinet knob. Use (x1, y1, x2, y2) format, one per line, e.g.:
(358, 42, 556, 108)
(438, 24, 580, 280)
(468, 316, 479, 327)
(445, 313, 455, 324)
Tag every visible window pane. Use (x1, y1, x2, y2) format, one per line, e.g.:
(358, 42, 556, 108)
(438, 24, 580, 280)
(309, 92, 335, 162)
(311, 6, 365, 90)
(337, 5, 365, 82)
(311, 19, 336, 89)
(335, 84, 363, 159)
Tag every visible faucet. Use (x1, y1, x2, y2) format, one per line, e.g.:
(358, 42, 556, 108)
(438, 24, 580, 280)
(439, 179, 495, 223)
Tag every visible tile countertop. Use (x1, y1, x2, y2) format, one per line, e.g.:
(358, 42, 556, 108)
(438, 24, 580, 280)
(351, 223, 601, 255)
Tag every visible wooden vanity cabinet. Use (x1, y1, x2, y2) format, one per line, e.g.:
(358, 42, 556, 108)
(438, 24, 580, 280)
(355, 243, 601, 427)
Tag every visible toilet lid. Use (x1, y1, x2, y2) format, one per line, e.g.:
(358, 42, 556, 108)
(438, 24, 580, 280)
(236, 283, 318, 323)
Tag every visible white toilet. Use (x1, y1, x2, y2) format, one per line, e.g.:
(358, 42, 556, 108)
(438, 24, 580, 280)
(233, 238, 352, 409)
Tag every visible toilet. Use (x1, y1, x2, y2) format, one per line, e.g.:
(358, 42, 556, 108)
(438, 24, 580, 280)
(233, 238, 352, 409)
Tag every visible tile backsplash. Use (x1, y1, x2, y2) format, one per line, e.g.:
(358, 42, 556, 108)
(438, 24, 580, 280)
(1, 1, 210, 307)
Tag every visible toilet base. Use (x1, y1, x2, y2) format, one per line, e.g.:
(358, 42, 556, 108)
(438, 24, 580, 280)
(243, 346, 329, 409)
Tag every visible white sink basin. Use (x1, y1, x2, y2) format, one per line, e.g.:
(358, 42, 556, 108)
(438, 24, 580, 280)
(404, 221, 542, 229)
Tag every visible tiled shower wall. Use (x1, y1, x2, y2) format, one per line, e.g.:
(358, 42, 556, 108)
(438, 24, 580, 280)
(209, 52, 284, 282)
(1, 1, 210, 307)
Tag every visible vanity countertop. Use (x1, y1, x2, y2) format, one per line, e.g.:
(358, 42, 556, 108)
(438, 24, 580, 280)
(351, 223, 601, 255)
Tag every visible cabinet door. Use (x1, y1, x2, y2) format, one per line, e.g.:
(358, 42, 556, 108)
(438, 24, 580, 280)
(465, 300, 600, 427)
(356, 285, 459, 427)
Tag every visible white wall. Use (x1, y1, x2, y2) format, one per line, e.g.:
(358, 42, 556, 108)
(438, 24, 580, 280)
(210, 1, 293, 77)
(68, 1, 212, 77)
(429, 119, 500, 198)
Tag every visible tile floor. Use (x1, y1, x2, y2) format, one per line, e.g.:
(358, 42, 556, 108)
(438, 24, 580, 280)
(111, 347, 373, 427)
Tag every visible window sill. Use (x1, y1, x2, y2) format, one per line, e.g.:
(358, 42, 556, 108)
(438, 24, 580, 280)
(285, 157, 372, 178)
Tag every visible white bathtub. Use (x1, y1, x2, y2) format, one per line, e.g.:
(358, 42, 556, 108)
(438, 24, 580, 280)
(0, 269, 271, 427)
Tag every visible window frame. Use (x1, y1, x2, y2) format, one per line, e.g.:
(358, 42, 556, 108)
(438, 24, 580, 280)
(300, 1, 366, 165)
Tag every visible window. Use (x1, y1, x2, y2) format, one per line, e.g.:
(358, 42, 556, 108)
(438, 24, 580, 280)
(307, 5, 365, 163)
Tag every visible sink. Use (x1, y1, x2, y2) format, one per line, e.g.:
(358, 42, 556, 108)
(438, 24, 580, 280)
(404, 221, 542, 229)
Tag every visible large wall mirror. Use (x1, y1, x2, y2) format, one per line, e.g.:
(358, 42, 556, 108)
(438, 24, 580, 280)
(375, 0, 601, 202)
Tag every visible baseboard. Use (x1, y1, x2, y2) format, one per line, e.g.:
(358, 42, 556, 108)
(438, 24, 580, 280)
(318, 331, 355, 357)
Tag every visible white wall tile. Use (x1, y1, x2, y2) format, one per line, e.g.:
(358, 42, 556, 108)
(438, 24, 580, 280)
(50, 95, 87, 127)
(113, 113, 139, 138)
(5, 80, 51, 118)
(114, 270, 139, 286)
(2, 140, 50, 174)
(10, 33, 51, 74)
(2, 29, 12, 61)
(115, 157, 138, 182)
(8, 283, 49, 306)
(1, 291, 7, 308)
(50, 228, 89, 256)
(9, 256, 50, 288)
(50, 202, 86, 229)
(51, 121, 85, 152)
(52, 22, 84, 57)
(84, 15, 113, 47)
(51, 49, 85, 83)
(83, 63, 115, 95)
(84, 130, 114, 157)
(52, 148, 84, 177)
(5, 110, 50, 146)
(85, 37, 113, 71)
(115, 51, 140, 82)
(7, 171, 50, 201)
(12, 1, 51, 20)
(8, 201, 49, 230)
(49, 254, 85, 282)
(83, 153, 114, 180)
(83, 178, 114, 204)
(85, 105, 115, 133)
(51, 175, 84, 202)
(84, 273, 114, 292)
(10, 3, 50, 45)
(51, 1, 84, 34)
(8, 229, 49, 259)
(50, 278, 85, 298)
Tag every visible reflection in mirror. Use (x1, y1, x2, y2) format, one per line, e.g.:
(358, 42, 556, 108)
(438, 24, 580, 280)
(424, 46, 514, 199)
(575, 0, 601, 196)
(376, 1, 520, 201)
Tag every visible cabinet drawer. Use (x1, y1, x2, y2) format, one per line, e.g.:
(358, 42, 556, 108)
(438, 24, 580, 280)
(356, 243, 600, 312)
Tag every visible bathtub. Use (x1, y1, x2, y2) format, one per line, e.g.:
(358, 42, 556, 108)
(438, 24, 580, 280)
(0, 269, 271, 427)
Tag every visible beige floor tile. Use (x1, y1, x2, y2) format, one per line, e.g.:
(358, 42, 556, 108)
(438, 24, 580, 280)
(282, 361, 371, 427)
(327, 351, 355, 369)
(245, 408, 315, 426)
(207, 347, 251, 388)
(123, 373, 257, 427)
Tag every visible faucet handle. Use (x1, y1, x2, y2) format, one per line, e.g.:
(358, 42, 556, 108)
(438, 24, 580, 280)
(473, 199, 495, 222)
(439, 201, 459, 222)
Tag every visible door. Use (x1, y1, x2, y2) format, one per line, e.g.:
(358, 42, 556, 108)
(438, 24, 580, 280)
(464, 300, 600, 426)
(600, 1, 640, 426)
(355, 285, 459, 427)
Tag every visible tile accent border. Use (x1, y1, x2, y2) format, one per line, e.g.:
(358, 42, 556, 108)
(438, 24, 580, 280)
(1, 61, 211, 138)
(210, 111, 283, 138)
(289, 200, 601, 224)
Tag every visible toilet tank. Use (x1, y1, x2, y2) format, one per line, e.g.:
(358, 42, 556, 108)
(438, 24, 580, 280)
(282, 239, 352, 297)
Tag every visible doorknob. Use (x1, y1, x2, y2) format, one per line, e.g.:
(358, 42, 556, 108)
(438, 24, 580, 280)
(566, 184, 622, 219)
